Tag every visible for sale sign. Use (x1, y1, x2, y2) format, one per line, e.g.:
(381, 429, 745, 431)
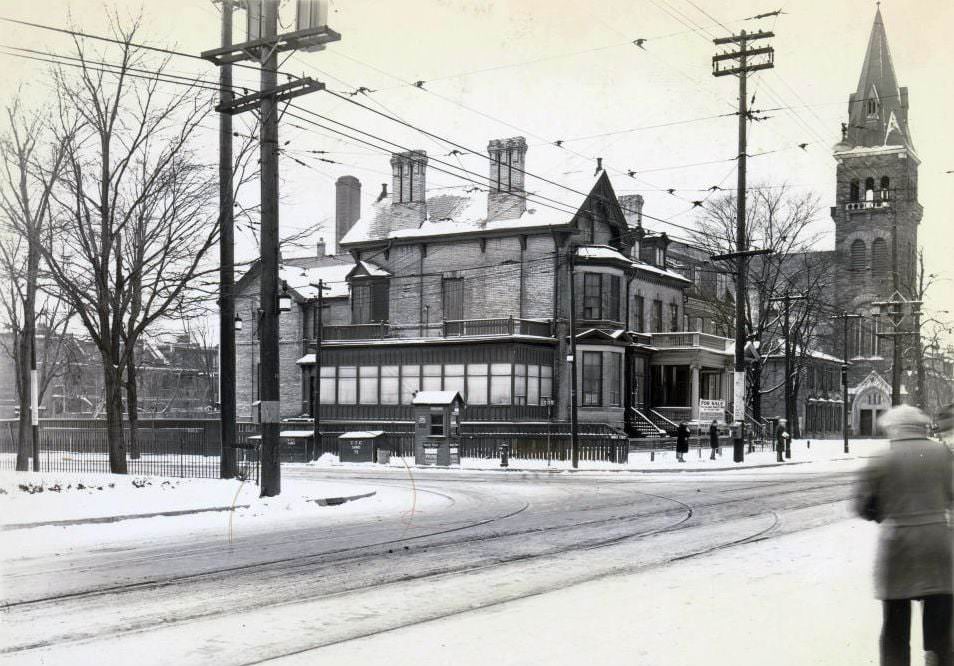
(699, 399, 725, 423)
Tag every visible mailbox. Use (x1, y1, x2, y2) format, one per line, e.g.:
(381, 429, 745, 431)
(412, 391, 464, 466)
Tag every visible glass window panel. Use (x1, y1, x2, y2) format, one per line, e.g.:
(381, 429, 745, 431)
(490, 363, 512, 405)
(444, 364, 465, 396)
(467, 363, 488, 405)
(359, 366, 378, 404)
(401, 365, 420, 404)
(514, 364, 527, 405)
(582, 352, 602, 406)
(527, 365, 540, 405)
(422, 364, 442, 392)
(541, 365, 553, 402)
(380, 365, 399, 405)
(319, 366, 335, 405)
(338, 366, 357, 405)
(606, 353, 622, 406)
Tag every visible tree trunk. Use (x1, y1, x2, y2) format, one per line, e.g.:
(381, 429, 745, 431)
(14, 329, 31, 471)
(126, 358, 140, 460)
(102, 353, 127, 474)
(750, 364, 762, 422)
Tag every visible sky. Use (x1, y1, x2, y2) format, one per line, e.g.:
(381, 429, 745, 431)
(1, 0, 952, 334)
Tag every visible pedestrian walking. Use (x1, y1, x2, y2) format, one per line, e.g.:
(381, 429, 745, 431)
(675, 422, 690, 463)
(855, 405, 953, 666)
(709, 420, 719, 460)
(775, 419, 790, 463)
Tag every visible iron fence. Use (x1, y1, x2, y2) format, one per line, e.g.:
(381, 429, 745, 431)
(0, 419, 259, 482)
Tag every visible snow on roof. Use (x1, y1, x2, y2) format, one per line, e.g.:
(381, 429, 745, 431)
(412, 390, 463, 405)
(296, 353, 316, 365)
(354, 260, 390, 278)
(631, 260, 692, 283)
(338, 431, 385, 439)
(576, 246, 631, 263)
(340, 183, 576, 245)
(279, 262, 353, 299)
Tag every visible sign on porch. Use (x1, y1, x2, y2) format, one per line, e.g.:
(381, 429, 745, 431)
(699, 399, 726, 423)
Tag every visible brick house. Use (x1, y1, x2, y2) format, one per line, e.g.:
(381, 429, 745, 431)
(234, 137, 735, 438)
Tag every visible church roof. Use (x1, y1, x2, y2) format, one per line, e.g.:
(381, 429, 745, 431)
(844, 8, 912, 151)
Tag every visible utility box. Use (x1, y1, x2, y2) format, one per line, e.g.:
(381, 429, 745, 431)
(338, 430, 384, 463)
(412, 391, 464, 466)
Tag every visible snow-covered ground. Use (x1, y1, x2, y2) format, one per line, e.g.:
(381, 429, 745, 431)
(307, 438, 890, 473)
(275, 518, 891, 666)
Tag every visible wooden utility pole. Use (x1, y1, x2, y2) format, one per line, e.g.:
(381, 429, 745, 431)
(568, 248, 579, 469)
(712, 29, 775, 463)
(217, 0, 237, 480)
(831, 311, 861, 454)
(311, 279, 329, 461)
(202, 0, 339, 496)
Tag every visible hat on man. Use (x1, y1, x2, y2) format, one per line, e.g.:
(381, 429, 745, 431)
(878, 404, 930, 440)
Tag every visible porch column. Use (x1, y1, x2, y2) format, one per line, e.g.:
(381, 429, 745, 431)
(690, 364, 700, 420)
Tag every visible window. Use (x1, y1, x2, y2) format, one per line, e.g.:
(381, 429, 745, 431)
(467, 364, 488, 405)
(401, 365, 420, 404)
(527, 365, 540, 406)
(430, 411, 444, 436)
(514, 364, 527, 405)
(359, 366, 378, 404)
(651, 300, 663, 333)
(850, 239, 867, 271)
(337, 366, 357, 404)
(864, 177, 875, 201)
(633, 295, 645, 331)
(490, 363, 512, 404)
(541, 365, 553, 402)
(871, 238, 889, 276)
(582, 352, 602, 406)
(655, 247, 665, 267)
(444, 364, 465, 396)
(442, 278, 464, 320)
(880, 176, 890, 199)
(423, 364, 442, 391)
(319, 366, 335, 404)
(607, 274, 620, 321)
(716, 273, 728, 298)
(669, 303, 679, 332)
(606, 353, 622, 406)
(849, 179, 860, 202)
(351, 281, 389, 324)
(381, 366, 399, 404)
(583, 273, 602, 319)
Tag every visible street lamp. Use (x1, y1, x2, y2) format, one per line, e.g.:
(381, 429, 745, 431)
(278, 280, 292, 313)
(234, 314, 243, 331)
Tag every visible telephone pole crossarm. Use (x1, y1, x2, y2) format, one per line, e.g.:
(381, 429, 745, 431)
(216, 77, 325, 114)
(200, 25, 341, 65)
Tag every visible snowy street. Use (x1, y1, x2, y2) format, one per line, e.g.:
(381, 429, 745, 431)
(0, 452, 887, 665)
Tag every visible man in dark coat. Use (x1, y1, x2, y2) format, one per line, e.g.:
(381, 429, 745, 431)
(709, 420, 719, 460)
(775, 419, 790, 463)
(855, 405, 953, 666)
(675, 422, 690, 463)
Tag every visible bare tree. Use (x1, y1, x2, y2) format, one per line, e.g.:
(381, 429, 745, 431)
(38, 19, 221, 473)
(692, 185, 825, 422)
(0, 96, 73, 470)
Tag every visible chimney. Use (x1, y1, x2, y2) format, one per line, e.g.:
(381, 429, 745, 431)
(487, 136, 528, 221)
(335, 175, 361, 248)
(390, 150, 427, 230)
(316, 237, 326, 257)
(376, 183, 388, 202)
(618, 195, 645, 259)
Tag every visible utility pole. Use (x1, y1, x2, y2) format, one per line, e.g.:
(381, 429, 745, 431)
(310, 279, 329, 462)
(202, 0, 339, 497)
(831, 311, 861, 454)
(874, 294, 922, 408)
(712, 29, 775, 463)
(30, 332, 38, 471)
(567, 248, 579, 469)
(217, 0, 237, 480)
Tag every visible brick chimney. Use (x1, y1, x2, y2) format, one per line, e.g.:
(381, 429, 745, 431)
(487, 136, 527, 221)
(618, 194, 645, 259)
(390, 150, 427, 231)
(335, 175, 361, 248)
(316, 237, 327, 257)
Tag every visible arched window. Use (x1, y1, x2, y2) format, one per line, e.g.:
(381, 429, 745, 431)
(849, 179, 860, 202)
(880, 176, 890, 201)
(864, 177, 875, 202)
(871, 238, 888, 275)
(850, 239, 866, 272)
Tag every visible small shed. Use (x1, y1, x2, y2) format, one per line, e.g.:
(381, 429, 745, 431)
(412, 391, 464, 466)
(338, 430, 385, 463)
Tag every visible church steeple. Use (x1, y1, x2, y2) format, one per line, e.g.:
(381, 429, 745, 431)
(844, 7, 912, 150)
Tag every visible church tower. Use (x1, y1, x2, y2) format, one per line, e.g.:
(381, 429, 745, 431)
(831, 7, 921, 428)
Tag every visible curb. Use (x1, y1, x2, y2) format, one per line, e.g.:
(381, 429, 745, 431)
(2, 490, 377, 531)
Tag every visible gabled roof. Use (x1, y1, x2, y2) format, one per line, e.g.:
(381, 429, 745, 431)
(346, 260, 391, 280)
(279, 262, 354, 300)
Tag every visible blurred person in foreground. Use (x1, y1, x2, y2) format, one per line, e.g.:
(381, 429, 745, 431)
(855, 404, 953, 666)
